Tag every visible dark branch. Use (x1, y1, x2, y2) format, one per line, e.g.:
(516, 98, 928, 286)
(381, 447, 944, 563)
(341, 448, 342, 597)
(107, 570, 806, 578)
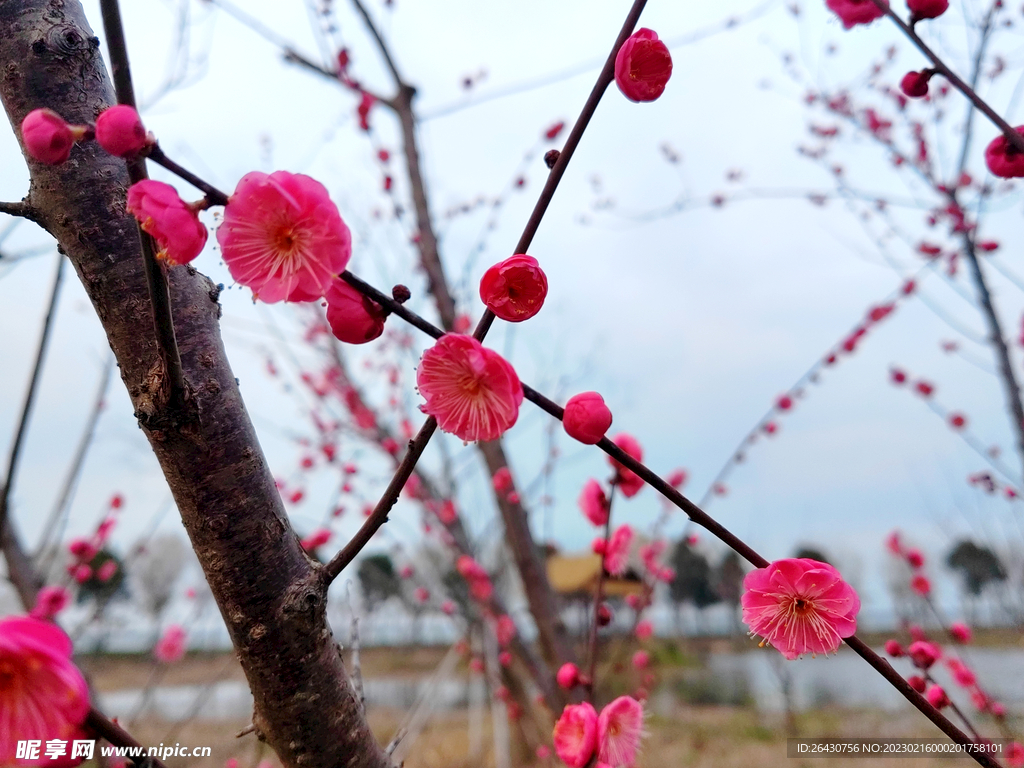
(0, 253, 64, 534)
(99, 0, 188, 410)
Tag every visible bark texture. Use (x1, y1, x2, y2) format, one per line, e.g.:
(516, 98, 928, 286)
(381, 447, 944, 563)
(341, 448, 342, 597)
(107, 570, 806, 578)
(0, 2, 390, 766)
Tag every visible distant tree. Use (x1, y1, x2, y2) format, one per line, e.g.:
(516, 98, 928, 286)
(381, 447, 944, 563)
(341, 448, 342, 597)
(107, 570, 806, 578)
(75, 548, 128, 606)
(357, 553, 402, 612)
(670, 540, 721, 634)
(793, 546, 830, 565)
(946, 540, 1006, 597)
(715, 551, 745, 635)
(129, 534, 186, 617)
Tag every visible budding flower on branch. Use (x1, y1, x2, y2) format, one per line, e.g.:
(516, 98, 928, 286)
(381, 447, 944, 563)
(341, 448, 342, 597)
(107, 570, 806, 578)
(20, 108, 87, 165)
(326, 279, 386, 344)
(479, 253, 548, 322)
(563, 391, 613, 444)
(825, 0, 888, 28)
(985, 126, 1024, 178)
(126, 180, 208, 265)
(614, 29, 673, 103)
(95, 105, 149, 158)
(907, 0, 948, 20)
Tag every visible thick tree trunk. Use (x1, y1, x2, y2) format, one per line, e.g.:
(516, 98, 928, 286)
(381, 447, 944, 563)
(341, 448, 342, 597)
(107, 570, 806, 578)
(0, 2, 389, 767)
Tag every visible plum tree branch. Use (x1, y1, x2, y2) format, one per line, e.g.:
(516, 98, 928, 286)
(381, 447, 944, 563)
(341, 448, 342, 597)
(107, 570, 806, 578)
(99, 0, 187, 412)
(869, 0, 1024, 154)
(0, 252, 63, 536)
(0, 1, 391, 765)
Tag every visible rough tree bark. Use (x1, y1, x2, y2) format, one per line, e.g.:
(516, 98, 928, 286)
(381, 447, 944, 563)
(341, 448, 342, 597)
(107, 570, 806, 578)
(0, 2, 390, 766)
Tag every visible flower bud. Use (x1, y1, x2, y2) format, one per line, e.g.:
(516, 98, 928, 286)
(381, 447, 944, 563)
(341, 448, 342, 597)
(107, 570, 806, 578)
(326, 279, 387, 344)
(95, 105, 149, 157)
(20, 108, 81, 165)
(563, 392, 613, 445)
(126, 180, 208, 265)
(479, 253, 548, 322)
(900, 70, 932, 98)
(985, 126, 1024, 178)
(614, 29, 672, 102)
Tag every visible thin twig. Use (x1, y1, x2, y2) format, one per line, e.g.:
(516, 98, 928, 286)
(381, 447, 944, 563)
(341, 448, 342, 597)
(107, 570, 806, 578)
(34, 357, 113, 565)
(586, 484, 616, 697)
(349, 0, 403, 88)
(869, 0, 1024, 154)
(321, 417, 438, 583)
(99, 0, 187, 410)
(0, 253, 64, 534)
(321, 272, 1000, 765)
(471, 0, 650, 341)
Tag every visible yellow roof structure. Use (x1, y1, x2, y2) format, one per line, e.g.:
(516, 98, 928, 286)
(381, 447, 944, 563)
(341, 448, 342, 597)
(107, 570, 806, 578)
(546, 554, 644, 597)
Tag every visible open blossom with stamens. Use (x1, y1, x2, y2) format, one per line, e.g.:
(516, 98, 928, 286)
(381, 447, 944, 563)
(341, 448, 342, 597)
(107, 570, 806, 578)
(552, 702, 598, 767)
(741, 558, 860, 659)
(127, 180, 208, 265)
(218, 171, 352, 303)
(0, 616, 91, 765)
(416, 334, 523, 442)
(597, 696, 645, 768)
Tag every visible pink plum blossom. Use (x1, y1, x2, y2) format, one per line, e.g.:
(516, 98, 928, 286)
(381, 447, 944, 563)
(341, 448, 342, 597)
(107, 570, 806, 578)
(553, 702, 598, 767)
(825, 0, 888, 28)
(95, 105, 149, 157)
(417, 334, 523, 442)
(126, 180, 208, 265)
(949, 622, 972, 643)
(0, 616, 90, 765)
(597, 696, 645, 768)
(741, 558, 860, 659)
(985, 127, 1024, 179)
(154, 625, 187, 663)
(479, 254, 548, 322)
(556, 662, 579, 689)
(218, 171, 352, 302)
(614, 29, 672, 103)
(20, 108, 84, 165)
(635, 620, 653, 641)
(907, 0, 948, 19)
(608, 433, 645, 497)
(604, 525, 634, 576)
(325, 279, 386, 344)
(563, 392, 613, 445)
(30, 586, 71, 621)
(578, 479, 610, 526)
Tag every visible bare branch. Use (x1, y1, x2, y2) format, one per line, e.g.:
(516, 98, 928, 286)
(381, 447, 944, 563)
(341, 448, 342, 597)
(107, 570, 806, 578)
(0, 253, 64, 536)
(34, 356, 113, 565)
(99, 0, 188, 411)
(869, 0, 1024, 154)
(349, 0, 403, 88)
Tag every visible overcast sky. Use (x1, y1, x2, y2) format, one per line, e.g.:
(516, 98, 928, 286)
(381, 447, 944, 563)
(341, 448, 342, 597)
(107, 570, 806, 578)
(1, 0, 1023, 620)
